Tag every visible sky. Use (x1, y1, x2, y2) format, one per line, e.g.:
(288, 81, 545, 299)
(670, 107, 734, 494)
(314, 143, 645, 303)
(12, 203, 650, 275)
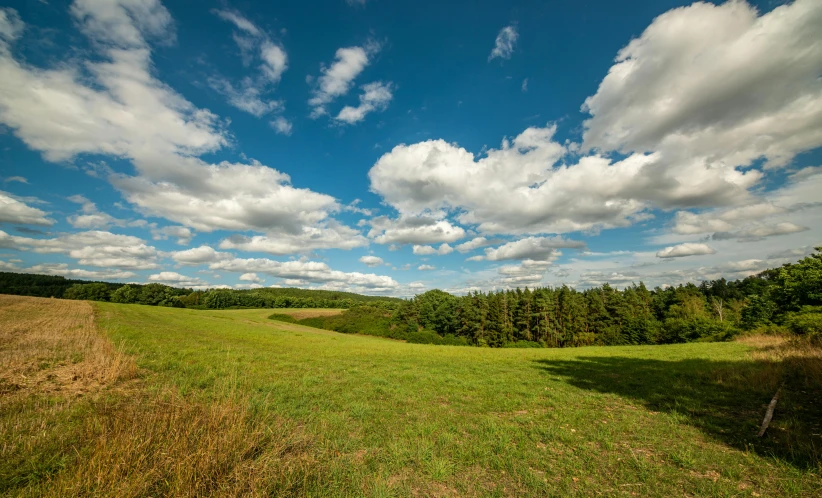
(0, 0, 820, 296)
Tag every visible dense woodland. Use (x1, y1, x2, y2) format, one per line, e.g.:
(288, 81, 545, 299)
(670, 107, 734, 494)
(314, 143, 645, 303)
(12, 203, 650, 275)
(275, 249, 822, 346)
(2, 248, 820, 347)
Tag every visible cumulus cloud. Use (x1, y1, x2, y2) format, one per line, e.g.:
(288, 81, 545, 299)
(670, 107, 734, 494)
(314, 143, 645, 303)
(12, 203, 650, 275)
(335, 81, 394, 124)
(308, 41, 390, 122)
(150, 225, 193, 245)
(217, 222, 367, 255)
(367, 215, 465, 245)
(582, 0, 822, 171)
(358, 255, 384, 267)
(656, 167, 822, 246)
(477, 236, 585, 262)
(270, 116, 292, 135)
(171, 245, 232, 265)
(148, 271, 207, 288)
(489, 25, 517, 61)
(0, 2, 359, 254)
(210, 257, 399, 291)
(412, 243, 453, 256)
(712, 222, 808, 242)
(417, 264, 435, 271)
(369, 123, 762, 236)
(0, 191, 52, 226)
(455, 237, 491, 253)
(27, 263, 136, 280)
(1, 229, 160, 269)
(656, 243, 716, 259)
(66, 194, 125, 229)
(239, 272, 263, 283)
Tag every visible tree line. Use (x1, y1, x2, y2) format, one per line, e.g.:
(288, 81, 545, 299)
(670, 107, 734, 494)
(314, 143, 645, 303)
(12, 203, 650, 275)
(273, 248, 822, 347)
(0, 273, 398, 310)
(3, 248, 820, 347)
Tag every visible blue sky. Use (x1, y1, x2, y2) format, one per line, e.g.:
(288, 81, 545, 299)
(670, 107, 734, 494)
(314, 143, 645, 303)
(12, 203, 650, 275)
(0, 0, 820, 295)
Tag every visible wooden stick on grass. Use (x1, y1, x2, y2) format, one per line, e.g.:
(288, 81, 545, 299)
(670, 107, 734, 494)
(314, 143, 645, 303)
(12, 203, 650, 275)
(757, 384, 783, 437)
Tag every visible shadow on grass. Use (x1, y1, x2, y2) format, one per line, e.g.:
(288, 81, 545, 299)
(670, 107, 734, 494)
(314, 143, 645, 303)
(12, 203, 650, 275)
(533, 355, 822, 470)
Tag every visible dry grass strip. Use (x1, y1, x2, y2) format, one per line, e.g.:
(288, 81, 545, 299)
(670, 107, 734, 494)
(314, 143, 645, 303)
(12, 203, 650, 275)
(0, 295, 318, 497)
(0, 295, 136, 395)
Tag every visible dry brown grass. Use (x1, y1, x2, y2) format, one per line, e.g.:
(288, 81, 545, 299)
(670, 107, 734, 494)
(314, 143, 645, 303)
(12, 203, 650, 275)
(0, 295, 319, 497)
(732, 334, 822, 467)
(272, 308, 344, 320)
(736, 334, 822, 393)
(0, 295, 136, 396)
(32, 394, 316, 498)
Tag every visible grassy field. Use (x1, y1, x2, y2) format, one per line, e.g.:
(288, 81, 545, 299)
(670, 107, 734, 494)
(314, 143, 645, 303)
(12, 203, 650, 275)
(1, 296, 821, 496)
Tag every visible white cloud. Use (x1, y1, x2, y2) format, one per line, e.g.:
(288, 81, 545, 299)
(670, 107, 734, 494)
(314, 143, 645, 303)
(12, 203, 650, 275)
(408, 281, 425, 289)
(335, 81, 393, 124)
(3, 176, 27, 184)
(0, 191, 52, 226)
(412, 243, 453, 256)
(211, 10, 288, 116)
(271, 116, 292, 135)
(489, 25, 517, 61)
(417, 264, 435, 271)
(150, 225, 193, 245)
(521, 78, 528, 92)
(656, 243, 716, 259)
(712, 222, 808, 242)
(27, 263, 136, 280)
(239, 272, 263, 283)
(208, 77, 282, 117)
(148, 271, 207, 288)
(478, 236, 585, 262)
(369, 121, 762, 235)
(367, 215, 465, 245)
(210, 257, 399, 291)
(358, 255, 384, 267)
(66, 194, 124, 229)
(582, 0, 822, 171)
(111, 160, 341, 234)
(455, 237, 490, 253)
(0, 8, 24, 41)
(308, 42, 379, 117)
(217, 222, 367, 255)
(1, 229, 160, 269)
(171, 245, 232, 265)
(496, 259, 552, 286)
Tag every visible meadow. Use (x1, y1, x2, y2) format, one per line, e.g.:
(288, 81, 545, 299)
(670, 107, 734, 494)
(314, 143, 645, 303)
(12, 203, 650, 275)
(1, 295, 820, 497)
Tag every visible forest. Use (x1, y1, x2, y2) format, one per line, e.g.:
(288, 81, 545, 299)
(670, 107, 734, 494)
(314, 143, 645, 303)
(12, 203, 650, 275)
(2, 248, 820, 347)
(273, 248, 822, 347)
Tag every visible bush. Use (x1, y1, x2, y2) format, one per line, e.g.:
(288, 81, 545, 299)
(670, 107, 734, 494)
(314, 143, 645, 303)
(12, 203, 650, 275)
(268, 313, 298, 323)
(503, 340, 543, 348)
(660, 317, 738, 343)
(784, 307, 822, 344)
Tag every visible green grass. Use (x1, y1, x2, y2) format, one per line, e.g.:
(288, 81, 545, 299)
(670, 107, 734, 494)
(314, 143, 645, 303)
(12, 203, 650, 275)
(79, 303, 822, 496)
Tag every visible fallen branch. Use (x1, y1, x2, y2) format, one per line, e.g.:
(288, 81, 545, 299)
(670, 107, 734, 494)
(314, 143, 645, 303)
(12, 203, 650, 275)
(757, 384, 783, 437)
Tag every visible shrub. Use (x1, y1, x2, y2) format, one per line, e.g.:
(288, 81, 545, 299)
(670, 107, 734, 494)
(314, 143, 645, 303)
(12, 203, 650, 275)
(268, 313, 298, 323)
(503, 340, 543, 348)
(784, 307, 822, 344)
